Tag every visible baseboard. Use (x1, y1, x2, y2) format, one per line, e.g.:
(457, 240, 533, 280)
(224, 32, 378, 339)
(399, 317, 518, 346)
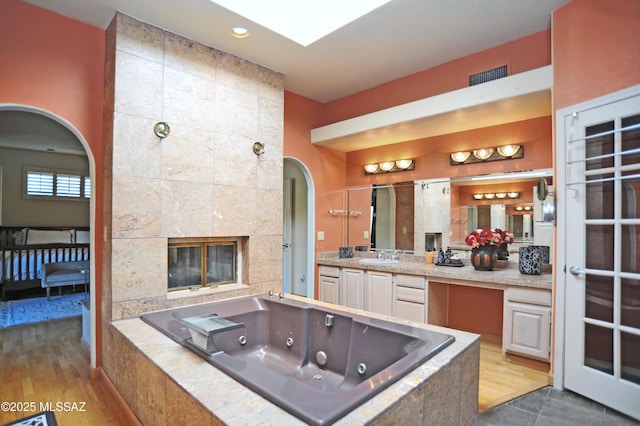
(91, 367, 141, 426)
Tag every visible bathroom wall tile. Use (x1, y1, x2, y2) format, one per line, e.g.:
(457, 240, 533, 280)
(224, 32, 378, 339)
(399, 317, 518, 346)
(421, 356, 462, 426)
(115, 14, 164, 64)
(164, 32, 217, 81)
(136, 351, 167, 425)
(256, 189, 283, 235)
(211, 133, 256, 188)
(259, 96, 284, 131)
(257, 156, 284, 191)
(160, 125, 215, 183)
(114, 50, 164, 118)
(163, 66, 217, 132)
(109, 325, 138, 410)
(160, 179, 214, 237)
(215, 83, 259, 139)
(245, 235, 283, 283)
(216, 50, 259, 93)
(212, 185, 257, 236)
(112, 175, 161, 238)
(112, 112, 162, 179)
(460, 340, 480, 425)
(166, 378, 213, 426)
(112, 296, 167, 320)
(257, 67, 285, 102)
(111, 238, 167, 303)
(250, 280, 282, 295)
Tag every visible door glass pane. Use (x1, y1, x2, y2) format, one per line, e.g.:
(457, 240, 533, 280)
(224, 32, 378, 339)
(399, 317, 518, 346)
(586, 225, 614, 271)
(585, 323, 613, 375)
(622, 279, 640, 328)
(586, 175, 614, 220)
(621, 114, 640, 167)
(621, 331, 640, 385)
(585, 275, 613, 322)
(585, 121, 614, 170)
(621, 224, 640, 273)
(621, 174, 640, 220)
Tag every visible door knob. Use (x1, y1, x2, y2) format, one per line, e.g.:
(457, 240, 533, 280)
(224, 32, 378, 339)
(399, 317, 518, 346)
(569, 266, 586, 276)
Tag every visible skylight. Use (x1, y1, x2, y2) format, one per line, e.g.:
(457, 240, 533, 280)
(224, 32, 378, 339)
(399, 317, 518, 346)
(213, 0, 391, 46)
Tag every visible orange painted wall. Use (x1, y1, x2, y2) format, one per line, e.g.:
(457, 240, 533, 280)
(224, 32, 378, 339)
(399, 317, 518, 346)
(0, 0, 105, 362)
(319, 31, 551, 126)
(447, 285, 503, 336)
(552, 0, 640, 110)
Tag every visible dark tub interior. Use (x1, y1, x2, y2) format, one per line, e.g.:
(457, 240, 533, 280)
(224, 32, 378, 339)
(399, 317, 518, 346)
(140, 293, 454, 425)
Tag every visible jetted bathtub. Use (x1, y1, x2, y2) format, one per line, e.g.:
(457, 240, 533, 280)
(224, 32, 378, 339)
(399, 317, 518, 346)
(140, 293, 454, 425)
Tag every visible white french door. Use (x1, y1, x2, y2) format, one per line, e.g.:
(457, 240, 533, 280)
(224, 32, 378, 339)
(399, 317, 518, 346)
(559, 86, 640, 420)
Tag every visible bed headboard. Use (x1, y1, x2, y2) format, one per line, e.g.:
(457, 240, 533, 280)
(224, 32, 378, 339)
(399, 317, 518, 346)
(0, 226, 90, 247)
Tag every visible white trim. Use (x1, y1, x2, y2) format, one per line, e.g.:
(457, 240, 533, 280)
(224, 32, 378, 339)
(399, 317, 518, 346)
(284, 157, 316, 299)
(0, 103, 97, 368)
(553, 84, 640, 390)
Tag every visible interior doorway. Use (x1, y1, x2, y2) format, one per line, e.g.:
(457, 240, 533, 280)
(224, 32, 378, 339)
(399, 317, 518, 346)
(283, 158, 315, 298)
(0, 104, 96, 367)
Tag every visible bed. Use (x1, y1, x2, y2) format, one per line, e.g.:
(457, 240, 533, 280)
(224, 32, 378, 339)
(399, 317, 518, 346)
(0, 226, 90, 300)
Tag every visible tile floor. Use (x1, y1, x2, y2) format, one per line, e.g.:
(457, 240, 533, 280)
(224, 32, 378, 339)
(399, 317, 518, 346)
(472, 386, 639, 426)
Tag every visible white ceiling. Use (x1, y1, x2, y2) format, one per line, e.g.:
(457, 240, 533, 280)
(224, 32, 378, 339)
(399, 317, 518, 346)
(3, 0, 569, 155)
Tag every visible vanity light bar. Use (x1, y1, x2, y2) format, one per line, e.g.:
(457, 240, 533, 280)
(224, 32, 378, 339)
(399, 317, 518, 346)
(364, 159, 415, 175)
(472, 192, 520, 200)
(450, 144, 523, 165)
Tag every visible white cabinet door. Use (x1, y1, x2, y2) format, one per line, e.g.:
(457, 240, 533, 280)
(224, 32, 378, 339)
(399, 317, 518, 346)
(341, 268, 364, 309)
(319, 275, 339, 304)
(503, 300, 551, 361)
(366, 271, 393, 315)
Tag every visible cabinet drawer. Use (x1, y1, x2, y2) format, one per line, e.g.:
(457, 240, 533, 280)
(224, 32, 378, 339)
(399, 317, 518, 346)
(396, 286, 426, 304)
(394, 274, 425, 289)
(505, 287, 551, 306)
(319, 266, 340, 278)
(395, 300, 426, 323)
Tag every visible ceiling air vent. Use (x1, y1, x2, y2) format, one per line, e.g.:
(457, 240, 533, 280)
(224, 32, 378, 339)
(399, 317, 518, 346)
(469, 65, 508, 86)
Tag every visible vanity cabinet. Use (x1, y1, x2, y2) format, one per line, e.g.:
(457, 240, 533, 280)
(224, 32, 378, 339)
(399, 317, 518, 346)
(319, 266, 340, 304)
(502, 287, 552, 361)
(393, 274, 427, 323)
(365, 271, 393, 315)
(341, 268, 365, 309)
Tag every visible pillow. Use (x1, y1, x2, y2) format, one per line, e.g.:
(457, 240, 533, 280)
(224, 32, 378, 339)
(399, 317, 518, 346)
(12, 228, 28, 245)
(25, 229, 73, 245)
(75, 230, 90, 244)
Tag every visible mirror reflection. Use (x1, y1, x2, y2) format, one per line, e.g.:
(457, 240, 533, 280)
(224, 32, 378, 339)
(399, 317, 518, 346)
(346, 169, 553, 256)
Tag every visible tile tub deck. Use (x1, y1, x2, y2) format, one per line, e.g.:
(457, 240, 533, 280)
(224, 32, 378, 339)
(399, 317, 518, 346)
(109, 294, 480, 425)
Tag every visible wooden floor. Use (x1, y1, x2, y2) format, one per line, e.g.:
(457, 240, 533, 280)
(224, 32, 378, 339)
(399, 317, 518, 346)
(0, 318, 550, 425)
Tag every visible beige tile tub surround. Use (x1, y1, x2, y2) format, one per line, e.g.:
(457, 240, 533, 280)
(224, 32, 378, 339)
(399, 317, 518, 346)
(103, 12, 285, 322)
(110, 295, 480, 426)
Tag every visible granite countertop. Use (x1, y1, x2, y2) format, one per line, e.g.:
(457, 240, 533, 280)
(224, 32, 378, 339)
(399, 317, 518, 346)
(317, 253, 553, 290)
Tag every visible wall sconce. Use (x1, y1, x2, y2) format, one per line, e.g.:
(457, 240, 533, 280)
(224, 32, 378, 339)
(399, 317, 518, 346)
(472, 192, 520, 200)
(515, 205, 533, 211)
(364, 159, 414, 175)
(450, 144, 523, 165)
(154, 122, 170, 139)
(253, 141, 265, 156)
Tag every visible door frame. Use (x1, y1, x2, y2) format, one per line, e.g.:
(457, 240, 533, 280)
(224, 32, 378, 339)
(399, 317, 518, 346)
(554, 84, 640, 391)
(283, 157, 316, 298)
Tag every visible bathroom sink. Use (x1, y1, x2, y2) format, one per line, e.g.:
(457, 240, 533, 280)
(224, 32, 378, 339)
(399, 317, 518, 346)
(358, 258, 400, 264)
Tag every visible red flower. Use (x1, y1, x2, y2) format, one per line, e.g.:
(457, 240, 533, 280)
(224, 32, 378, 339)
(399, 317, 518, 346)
(464, 228, 504, 248)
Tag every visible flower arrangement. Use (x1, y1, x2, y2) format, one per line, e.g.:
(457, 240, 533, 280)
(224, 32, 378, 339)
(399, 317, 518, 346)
(465, 228, 513, 248)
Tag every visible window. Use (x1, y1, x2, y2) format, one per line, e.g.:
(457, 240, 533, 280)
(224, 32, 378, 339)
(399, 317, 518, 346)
(24, 167, 90, 200)
(168, 238, 239, 291)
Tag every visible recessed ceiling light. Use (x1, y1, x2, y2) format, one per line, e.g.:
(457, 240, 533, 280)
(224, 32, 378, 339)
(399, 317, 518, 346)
(230, 26, 250, 39)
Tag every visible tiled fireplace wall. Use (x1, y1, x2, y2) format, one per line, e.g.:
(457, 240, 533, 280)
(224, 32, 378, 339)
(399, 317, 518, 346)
(101, 14, 284, 323)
